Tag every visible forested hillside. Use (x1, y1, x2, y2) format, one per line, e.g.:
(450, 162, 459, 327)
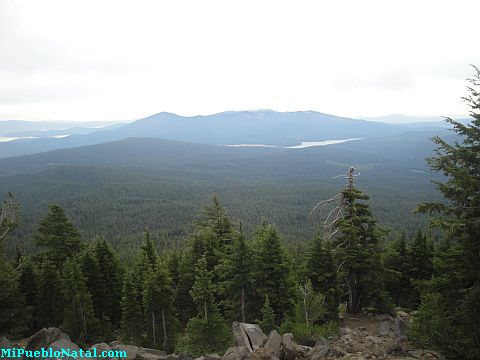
(0, 129, 447, 255)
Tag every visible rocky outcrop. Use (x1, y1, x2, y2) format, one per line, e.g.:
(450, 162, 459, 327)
(136, 348, 168, 360)
(25, 327, 71, 354)
(264, 331, 283, 359)
(109, 343, 139, 360)
(15, 317, 446, 360)
(222, 347, 250, 360)
(394, 312, 411, 340)
(22, 327, 74, 359)
(89, 343, 115, 360)
(232, 323, 267, 352)
(0, 336, 13, 349)
(47, 339, 81, 359)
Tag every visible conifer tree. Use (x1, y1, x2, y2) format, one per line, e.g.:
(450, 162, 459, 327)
(190, 255, 216, 320)
(143, 260, 177, 350)
(80, 248, 104, 314)
(253, 223, 295, 324)
(0, 257, 28, 336)
(258, 295, 277, 333)
(218, 225, 255, 323)
(0, 192, 20, 243)
(334, 187, 388, 313)
(121, 269, 144, 344)
(92, 238, 123, 327)
(62, 258, 98, 345)
(383, 232, 412, 307)
(37, 258, 64, 327)
(174, 252, 197, 326)
(34, 205, 81, 268)
(177, 255, 231, 357)
(406, 230, 433, 307)
(130, 231, 158, 319)
(18, 257, 38, 332)
(304, 234, 338, 320)
(412, 66, 480, 359)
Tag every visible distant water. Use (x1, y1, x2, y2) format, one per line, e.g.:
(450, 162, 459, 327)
(225, 144, 277, 148)
(226, 138, 363, 149)
(0, 136, 38, 142)
(285, 138, 363, 148)
(0, 134, 71, 142)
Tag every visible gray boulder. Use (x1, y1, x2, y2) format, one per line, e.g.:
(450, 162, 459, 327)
(46, 338, 81, 360)
(232, 323, 253, 352)
(89, 343, 113, 359)
(378, 320, 391, 336)
(222, 346, 250, 360)
(306, 343, 329, 360)
(135, 348, 167, 360)
(250, 348, 279, 360)
(264, 330, 283, 359)
(232, 323, 267, 352)
(110, 344, 139, 360)
(203, 355, 221, 360)
(282, 333, 304, 360)
(0, 336, 13, 349)
(25, 327, 71, 354)
(394, 315, 409, 340)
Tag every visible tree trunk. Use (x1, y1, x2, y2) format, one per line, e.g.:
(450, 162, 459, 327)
(204, 300, 208, 321)
(241, 288, 246, 323)
(152, 312, 156, 348)
(161, 307, 168, 349)
(347, 272, 360, 313)
(302, 283, 309, 326)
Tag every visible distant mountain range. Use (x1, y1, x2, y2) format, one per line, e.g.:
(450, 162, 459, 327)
(0, 110, 460, 158)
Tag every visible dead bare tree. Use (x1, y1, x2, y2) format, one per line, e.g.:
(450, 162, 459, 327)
(0, 192, 20, 241)
(309, 167, 360, 239)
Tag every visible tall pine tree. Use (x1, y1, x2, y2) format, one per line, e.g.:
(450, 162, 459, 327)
(334, 186, 388, 313)
(34, 205, 81, 268)
(177, 255, 231, 357)
(121, 269, 144, 344)
(412, 66, 480, 359)
(218, 225, 255, 323)
(143, 259, 177, 351)
(253, 223, 295, 324)
(62, 258, 98, 345)
(304, 234, 338, 320)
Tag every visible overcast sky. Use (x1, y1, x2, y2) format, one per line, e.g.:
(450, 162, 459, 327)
(0, 0, 479, 122)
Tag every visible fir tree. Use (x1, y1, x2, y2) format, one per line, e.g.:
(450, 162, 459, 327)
(218, 225, 255, 323)
(258, 295, 277, 333)
(0, 192, 20, 243)
(143, 260, 177, 350)
(334, 186, 388, 314)
(412, 66, 480, 359)
(0, 257, 29, 336)
(304, 234, 338, 320)
(406, 230, 433, 308)
(190, 255, 216, 320)
(383, 232, 412, 307)
(253, 223, 295, 324)
(92, 238, 123, 327)
(174, 252, 196, 326)
(18, 257, 38, 332)
(62, 258, 98, 345)
(34, 205, 81, 268)
(177, 254, 231, 357)
(121, 269, 144, 344)
(37, 258, 64, 327)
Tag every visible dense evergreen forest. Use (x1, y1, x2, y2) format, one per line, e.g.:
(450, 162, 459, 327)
(0, 68, 479, 360)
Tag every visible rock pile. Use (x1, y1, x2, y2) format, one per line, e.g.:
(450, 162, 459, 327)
(1, 313, 446, 360)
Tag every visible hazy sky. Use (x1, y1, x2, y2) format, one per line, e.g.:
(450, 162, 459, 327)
(1, 0, 479, 121)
